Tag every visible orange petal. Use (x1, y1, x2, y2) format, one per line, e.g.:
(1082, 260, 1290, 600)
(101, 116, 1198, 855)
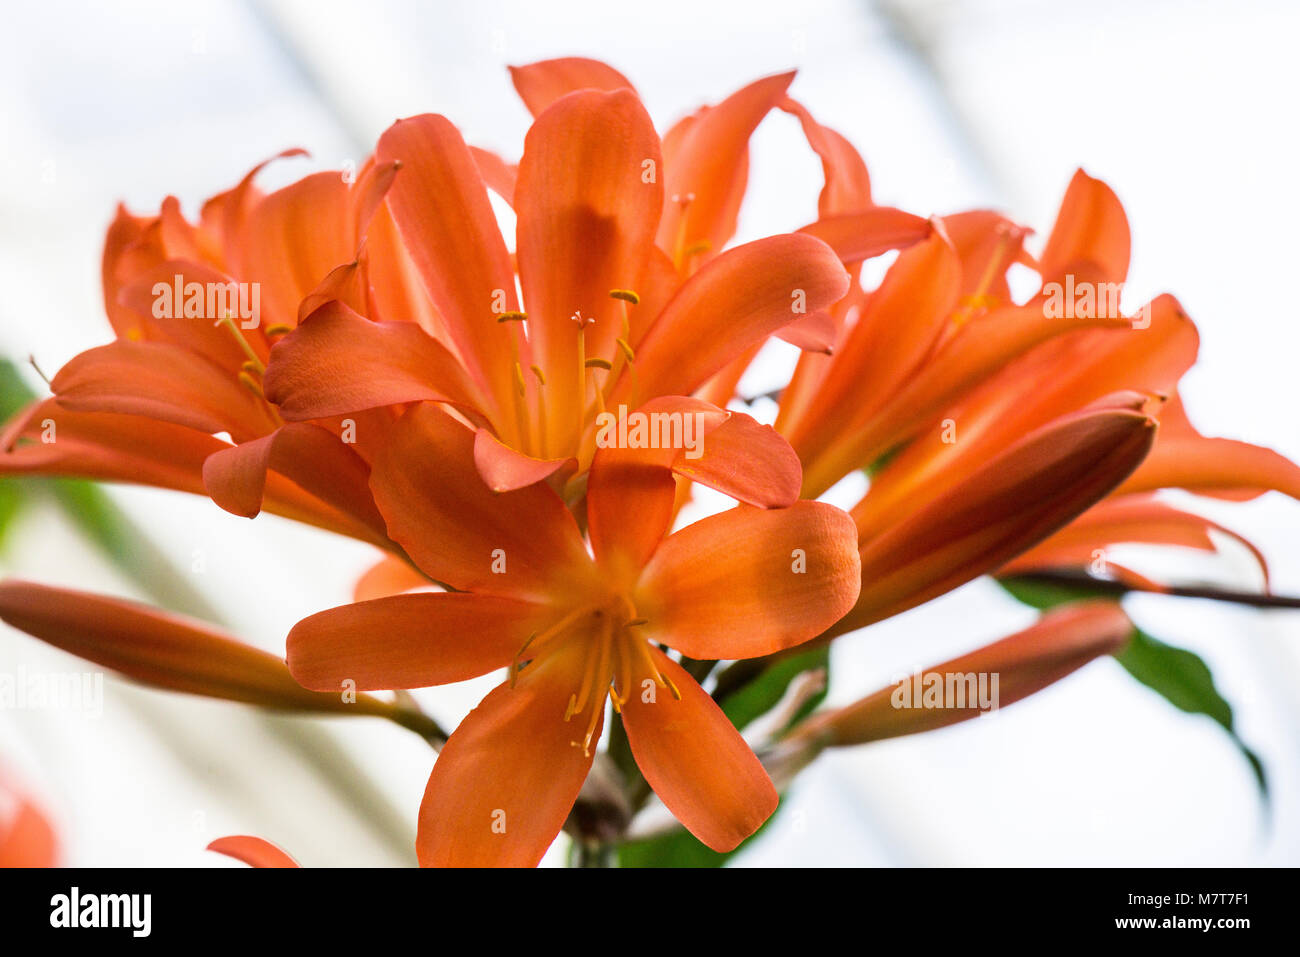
(508, 57, 636, 117)
(621, 233, 849, 401)
(635, 501, 861, 660)
(263, 300, 485, 420)
(0, 580, 398, 717)
(234, 170, 355, 332)
(514, 88, 663, 457)
(1000, 495, 1271, 586)
(207, 835, 299, 868)
(585, 397, 723, 580)
(0, 783, 58, 868)
(1039, 169, 1130, 286)
(52, 340, 276, 442)
(375, 114, 521, 425)
(1116, 395, 1300, 502)
(469, 146, 518, 206)
(622, 647, 777, 851)
(0, 398, 225, 496)
(671, 407, 802, 508)
(791, 601, 1132, 747)
(473, 428, 575, 492)
(784, 226, 960, 484)
(796, 207, 932, 264)
(940, 209, 1030, 302)
(369, 403, 596, 601)
(656, 72, 795, 262)
(353, 555, 433, 601)
(585, 398, 801, 580)
(296, 259, 368, 322)
(201, 423, 387, 543)
(101, 203, 158, 341)
(778, 96, 872, 215)
(287, 592, 551, 691)
(774, 309, 836, 353)
(417, 645, 597, 867)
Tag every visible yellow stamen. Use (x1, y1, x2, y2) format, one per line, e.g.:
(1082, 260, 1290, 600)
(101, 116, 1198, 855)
(609, 289, 640, 305)
(214, 315, 265, 373)
(237, 370, 265, 399)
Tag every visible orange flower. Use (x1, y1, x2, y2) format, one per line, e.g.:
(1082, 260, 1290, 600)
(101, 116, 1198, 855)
(264, 66, 860, 490)
(1, 58, 878, 539)
(0, 770, 59, 868)
(285, 402, 861, 865)
(1, 151, 394, 546)
(207, 836, 299, 868)
(781, 171, 1135, 499)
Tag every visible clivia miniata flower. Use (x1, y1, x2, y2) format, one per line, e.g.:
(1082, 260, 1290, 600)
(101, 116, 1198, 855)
(0, 52, 1296, 870)
(285, 401, 861, 864)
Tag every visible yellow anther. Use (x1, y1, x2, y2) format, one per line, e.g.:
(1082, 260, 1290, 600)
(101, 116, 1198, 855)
(683, 240, 711, 259)
(530, 364, 546, 386)
(264, 323, 293, 337)
(615, 338, 635, 362)
(609, 289, 640, 305)
(237, 370, 265, 398)
(496, 310, 528, 323)
(584, 357, 612, 371)
(513, 362, 527, 396)
(240, 360, 262, 376)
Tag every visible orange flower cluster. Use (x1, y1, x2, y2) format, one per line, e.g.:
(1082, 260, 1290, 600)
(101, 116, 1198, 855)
(2, 58, 1296, 867)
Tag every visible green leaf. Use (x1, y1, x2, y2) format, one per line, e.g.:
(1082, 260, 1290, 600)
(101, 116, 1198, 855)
(998, 575, 1113, 610)
(717, 646, 829, 734)
(617, 800, 782, 868)
(998, 576, 1268, 799)
(1115, 627, 1267, 796)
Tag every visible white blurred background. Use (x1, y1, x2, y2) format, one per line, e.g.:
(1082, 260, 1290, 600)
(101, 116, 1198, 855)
(1, 0, 1297, 866)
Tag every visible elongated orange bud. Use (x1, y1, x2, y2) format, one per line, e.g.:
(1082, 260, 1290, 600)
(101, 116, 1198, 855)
(207, 835, 300, 868)
(835, 405, 1156, 633)
(784, 601, 1131, 756)
(0, 580, 398, 719)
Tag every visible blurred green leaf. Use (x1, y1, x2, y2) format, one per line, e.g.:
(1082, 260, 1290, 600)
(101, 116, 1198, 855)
(1116, 628, 1267, 796)
(999, 576, 1268, 799)
(617, 800, 781, 868)
(718, 646, 829, 734)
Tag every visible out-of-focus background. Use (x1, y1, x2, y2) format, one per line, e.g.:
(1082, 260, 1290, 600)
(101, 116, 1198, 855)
(1, 0, 1297, 866)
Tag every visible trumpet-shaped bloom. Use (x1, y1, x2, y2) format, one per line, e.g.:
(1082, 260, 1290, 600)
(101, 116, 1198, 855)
(286, 402, 861, 864)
